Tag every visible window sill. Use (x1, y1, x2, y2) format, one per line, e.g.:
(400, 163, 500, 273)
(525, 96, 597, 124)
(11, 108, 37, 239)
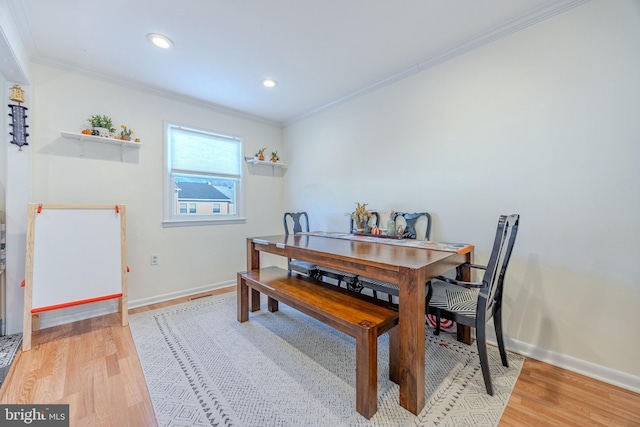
(162, 217, 247, 228)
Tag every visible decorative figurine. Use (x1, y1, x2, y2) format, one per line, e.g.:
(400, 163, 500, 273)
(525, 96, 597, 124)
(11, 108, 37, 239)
(8, 84, 29, 150)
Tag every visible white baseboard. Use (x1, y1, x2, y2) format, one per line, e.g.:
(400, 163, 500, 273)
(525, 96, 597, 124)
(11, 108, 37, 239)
(127, 280, 235, 309)
(35, 279, 235, 330)
(487, 330, 640, 394)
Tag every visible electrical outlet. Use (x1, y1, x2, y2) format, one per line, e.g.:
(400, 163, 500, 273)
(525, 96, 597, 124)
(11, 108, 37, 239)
(150, 254, 159, 265)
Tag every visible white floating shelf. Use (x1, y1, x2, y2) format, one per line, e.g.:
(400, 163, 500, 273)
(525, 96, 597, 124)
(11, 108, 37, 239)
(244, 156, 287, 168)
(61, 131, 141, 161)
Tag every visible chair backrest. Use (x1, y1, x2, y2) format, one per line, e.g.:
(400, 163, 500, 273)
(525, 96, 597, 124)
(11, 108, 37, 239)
(392, 212, 432, 240)
(349, 211, 380, 233)
(480, 214, 520, 319)
(283, 212, 310, 235)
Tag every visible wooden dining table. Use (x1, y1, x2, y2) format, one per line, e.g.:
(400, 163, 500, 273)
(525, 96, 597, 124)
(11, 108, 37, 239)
(245, 232, 474, 415)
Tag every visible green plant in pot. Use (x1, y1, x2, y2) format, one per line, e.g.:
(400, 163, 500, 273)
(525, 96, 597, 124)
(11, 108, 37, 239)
(87, 114, 116, 136)
(255, 147, 267, 161)
(120, 125, 133, 141)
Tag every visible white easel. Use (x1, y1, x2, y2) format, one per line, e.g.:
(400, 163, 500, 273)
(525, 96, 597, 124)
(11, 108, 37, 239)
(23, 204, 128, 351)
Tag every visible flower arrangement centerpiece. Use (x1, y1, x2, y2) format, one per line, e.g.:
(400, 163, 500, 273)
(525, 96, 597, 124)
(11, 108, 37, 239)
(87, 114, 116, 137)
(351, 202, 371, 231)
(120, 125, 133, 141)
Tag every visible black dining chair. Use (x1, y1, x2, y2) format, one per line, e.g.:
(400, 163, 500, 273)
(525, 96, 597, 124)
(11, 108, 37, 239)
(392, 211, 431, 240)
(428, 214, 520, 396)
(283, 212, 319, 277)
(357, 212, 432, 302)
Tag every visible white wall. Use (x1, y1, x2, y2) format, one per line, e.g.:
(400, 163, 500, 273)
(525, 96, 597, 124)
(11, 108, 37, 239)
(0, 0, 31, 336)
(283, 0, 640, 389)
(21, 63, 286, 331)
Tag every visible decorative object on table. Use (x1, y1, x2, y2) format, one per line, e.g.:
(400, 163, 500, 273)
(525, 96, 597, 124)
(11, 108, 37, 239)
(8, 84, 29, 150)
(130, 292, 524, 427)
(351, 202, 371, 232)
(255, 147, 267, 161)
(87, 114, 115, 137)
(120, 124, 133, 141)
(349, 211, 380, 234)
(387, 211, 396, 236)
(270, 151, 279, 163)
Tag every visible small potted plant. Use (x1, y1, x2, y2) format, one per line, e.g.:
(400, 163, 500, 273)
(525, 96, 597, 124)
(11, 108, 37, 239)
(351, 202, 372, 232)
(87, 114, 115, 137)
(256, 147, 267, 161)
(270, 151, 279, 163)
(120, 125, 133, 141)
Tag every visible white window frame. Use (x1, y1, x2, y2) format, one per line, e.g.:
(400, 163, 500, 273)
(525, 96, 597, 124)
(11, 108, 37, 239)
(163, 121, 245, 227)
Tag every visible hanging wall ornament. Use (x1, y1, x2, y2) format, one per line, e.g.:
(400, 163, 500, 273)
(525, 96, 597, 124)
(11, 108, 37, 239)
(8, 84, 29, 150)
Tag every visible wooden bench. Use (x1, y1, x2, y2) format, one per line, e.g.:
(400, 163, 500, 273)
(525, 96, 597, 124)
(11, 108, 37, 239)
(237, 266, 399, 419)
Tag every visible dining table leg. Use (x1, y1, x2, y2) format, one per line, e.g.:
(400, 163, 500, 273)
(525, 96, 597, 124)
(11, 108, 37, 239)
(456, 250, 474, 344)
(246, 239, 261, 312)
(398, 266, 426, 415)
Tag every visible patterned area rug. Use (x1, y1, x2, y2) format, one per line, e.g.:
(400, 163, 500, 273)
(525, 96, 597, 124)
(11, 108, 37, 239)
(0, 333, 22, 388)
(129, 293, 523, 426)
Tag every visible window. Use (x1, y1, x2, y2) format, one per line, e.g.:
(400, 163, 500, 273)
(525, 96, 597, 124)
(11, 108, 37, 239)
(164, 122, 244, 226)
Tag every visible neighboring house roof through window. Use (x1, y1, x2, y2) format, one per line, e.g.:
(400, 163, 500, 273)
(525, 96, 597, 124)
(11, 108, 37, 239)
(176, 182, 232, 201)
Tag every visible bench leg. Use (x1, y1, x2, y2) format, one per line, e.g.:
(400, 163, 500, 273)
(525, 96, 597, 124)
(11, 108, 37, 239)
(388, 326, 399, 384)
(237, 274, 249, 322)
(251, 289, 261, 312)
(268, 296, 279, 312)
(355, 326, 378, 419)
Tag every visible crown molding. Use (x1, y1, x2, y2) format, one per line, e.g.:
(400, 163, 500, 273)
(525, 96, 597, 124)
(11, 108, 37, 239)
(34, 57, 283, 127)
(284, 0, 591, 127)
(7, 0, 591, 129)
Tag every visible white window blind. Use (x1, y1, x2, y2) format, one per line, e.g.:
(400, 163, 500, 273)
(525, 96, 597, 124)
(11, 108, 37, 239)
(170, 126, 241, 177)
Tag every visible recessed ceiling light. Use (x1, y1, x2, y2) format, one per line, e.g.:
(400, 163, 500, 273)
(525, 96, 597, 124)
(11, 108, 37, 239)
(262, 78, 278, 88)
(147, 33, 173, 49)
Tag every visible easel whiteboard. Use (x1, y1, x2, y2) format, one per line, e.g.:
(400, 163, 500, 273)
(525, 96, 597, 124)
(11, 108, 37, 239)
(23, 204, 128, 351)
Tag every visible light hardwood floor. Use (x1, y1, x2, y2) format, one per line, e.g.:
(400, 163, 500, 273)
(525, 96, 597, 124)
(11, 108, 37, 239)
(1, 287, 638, 426)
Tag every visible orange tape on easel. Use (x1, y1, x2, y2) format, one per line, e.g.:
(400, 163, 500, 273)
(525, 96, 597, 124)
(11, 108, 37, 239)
(30, 293, 124, 314)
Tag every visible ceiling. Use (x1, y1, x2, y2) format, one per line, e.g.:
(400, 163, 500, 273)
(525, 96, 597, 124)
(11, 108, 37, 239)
(6, 0, 586, 126)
